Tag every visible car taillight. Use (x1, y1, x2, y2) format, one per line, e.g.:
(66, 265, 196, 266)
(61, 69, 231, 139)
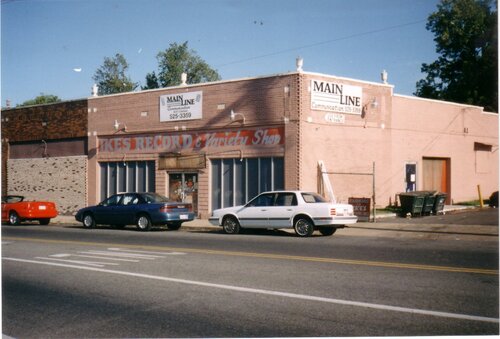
(330, 208, 336, 216)
(159, 205, 174, 213)
(159, 204, 193, 213)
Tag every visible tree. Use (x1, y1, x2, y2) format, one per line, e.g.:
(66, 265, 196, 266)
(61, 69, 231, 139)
(93, 53, 138, 95)
(143, 71, 160, 90)
(18, 93, 61, 107)
(415, 0, 497, 112)
(143, 42, 220, 89)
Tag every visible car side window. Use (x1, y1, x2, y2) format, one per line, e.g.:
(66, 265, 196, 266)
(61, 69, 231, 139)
(247, 193, 274, 207)
(101, 195, 122, 206)
(275, 193, 297, 206)
(301, 193, 328, 203)
(121, 194, 138, 205)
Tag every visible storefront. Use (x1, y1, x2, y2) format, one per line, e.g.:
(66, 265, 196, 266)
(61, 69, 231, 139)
(93, 123, 288, 218)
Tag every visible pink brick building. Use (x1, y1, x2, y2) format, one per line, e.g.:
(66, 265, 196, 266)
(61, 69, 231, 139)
(86, 70, 498, 218)
(2, 69, 497, 217)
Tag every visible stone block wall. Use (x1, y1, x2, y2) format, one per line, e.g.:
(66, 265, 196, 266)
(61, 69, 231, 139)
(7, 156, 87, 215)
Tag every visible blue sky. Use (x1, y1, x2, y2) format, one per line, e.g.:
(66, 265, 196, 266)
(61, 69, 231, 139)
(1, 0, 439, 106)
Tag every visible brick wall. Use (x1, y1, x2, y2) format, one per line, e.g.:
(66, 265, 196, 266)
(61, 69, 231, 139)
(7, 156, 87, 215)
(1, 99, 88, 196)
(1, 99, 88, 142)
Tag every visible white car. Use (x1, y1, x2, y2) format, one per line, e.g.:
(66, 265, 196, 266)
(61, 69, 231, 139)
(209, 191, 358, 237)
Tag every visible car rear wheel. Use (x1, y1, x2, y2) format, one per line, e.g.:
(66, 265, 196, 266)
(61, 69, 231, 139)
(294, 217, 314, 237)
(319, 227, 336, 236)
(136, 214, 152, 231)
(82, 213, 96, 228)
(9, 211, 20, 225)
(222, 216, 240, 234)
(39, 218, 50, 225)
(167, 222, 182, 230)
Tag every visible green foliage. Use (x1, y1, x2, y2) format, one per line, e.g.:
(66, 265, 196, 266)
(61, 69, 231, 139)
(143, 41, 220, 89)
(18, 93, 61, 107)
(415, 0, 498, 112)
(92, 53, 138, 95)
(143, 71, 159, 90)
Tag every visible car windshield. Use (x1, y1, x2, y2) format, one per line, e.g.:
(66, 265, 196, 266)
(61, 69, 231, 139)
(301, 192, 328, 203)
(2, 196, 24, 203)
(141, 193, 171, 204)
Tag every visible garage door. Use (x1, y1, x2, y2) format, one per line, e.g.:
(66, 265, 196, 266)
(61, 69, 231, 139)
(423, 158, 450, 203)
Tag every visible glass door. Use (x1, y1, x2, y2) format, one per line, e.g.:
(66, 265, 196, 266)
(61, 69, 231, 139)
(169, 173, 198, 214)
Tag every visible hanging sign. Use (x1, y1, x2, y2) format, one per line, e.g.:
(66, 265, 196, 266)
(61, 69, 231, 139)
(160, 91, 203, 122)
(311, 79, 362, 115)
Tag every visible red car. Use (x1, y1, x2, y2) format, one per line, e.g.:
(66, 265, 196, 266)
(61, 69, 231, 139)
(2, 195, 58, 225)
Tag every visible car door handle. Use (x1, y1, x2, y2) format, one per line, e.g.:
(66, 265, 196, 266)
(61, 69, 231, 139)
(261, 209, 267, 211)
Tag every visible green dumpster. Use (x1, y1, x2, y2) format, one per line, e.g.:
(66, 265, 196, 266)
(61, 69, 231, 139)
(422, 191, 437, 216)
(432, 193, 447, 215)
(399, 192, 425, 217)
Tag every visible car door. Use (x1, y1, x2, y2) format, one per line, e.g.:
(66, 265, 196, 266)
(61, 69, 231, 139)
(236, 193, 274, 228)
(113, 193, 138, 225)
(267, 192, 298, 228)
(93, 194, 123, 224)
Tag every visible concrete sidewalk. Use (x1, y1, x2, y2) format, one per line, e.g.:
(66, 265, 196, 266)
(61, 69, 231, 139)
(50, 205, 498, 240)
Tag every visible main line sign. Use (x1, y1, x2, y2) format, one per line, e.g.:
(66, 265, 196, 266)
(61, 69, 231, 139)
(160, 91, 203, 122)
(311, 79, 362, 115)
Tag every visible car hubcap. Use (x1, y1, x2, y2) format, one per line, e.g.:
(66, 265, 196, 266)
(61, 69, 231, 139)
(138, 217, 148, 229)
(296, 220, 309, 236)
(224, 219, 236, 233)
(83, 216, 92, 227)
(10, 213, 18, 224)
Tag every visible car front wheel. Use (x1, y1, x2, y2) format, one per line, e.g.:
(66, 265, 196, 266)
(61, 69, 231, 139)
(9, 211, 20, 225)
(39, 218, 50, 225)
(136, 214, 152, 231)
(82, 213, 96, 228)
(294, 217, 314, 237)
(222, 216, 240, 234)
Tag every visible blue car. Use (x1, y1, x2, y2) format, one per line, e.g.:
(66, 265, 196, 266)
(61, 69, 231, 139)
(75, 192, 195, 231)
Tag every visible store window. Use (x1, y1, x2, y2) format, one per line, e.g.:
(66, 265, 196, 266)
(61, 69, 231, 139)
(211, 157, 284, 210)
(100, 161, 155, 200)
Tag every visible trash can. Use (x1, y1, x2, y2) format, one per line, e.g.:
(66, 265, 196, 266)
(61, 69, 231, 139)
(422, 191, 437, 216)
(399, 192, 426, 217)
(432, 193, 447, 215)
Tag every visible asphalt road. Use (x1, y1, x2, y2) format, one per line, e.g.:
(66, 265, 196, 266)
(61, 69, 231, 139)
(2, 210, 499, 337)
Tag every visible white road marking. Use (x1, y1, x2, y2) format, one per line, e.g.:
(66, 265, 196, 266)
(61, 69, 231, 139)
(35, 257, 119, 267)
(3, 256, 498, 324)
(71, 254, 140, 262)
(44, 247, 185, 265)
(80, 250, 164, 260)
(107, 247, 186, 255)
